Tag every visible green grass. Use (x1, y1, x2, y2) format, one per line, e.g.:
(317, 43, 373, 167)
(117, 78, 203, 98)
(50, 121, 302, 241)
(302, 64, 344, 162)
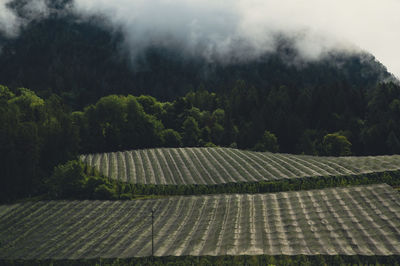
(2, 255, 400, 265)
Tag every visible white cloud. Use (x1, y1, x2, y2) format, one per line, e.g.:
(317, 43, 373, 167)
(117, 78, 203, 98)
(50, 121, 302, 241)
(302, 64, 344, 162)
(236, 0, 400, 76)
(72, 0, 244, 62)
(1, 0, 400, 77)
(0, 0, 50, 37)
(0, 0, 20, 37)
(23, 0, 49, 19)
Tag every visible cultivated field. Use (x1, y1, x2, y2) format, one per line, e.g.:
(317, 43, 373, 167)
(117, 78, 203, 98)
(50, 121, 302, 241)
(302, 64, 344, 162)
(80, 147, 400, 185)
(1, 184, 399, 259)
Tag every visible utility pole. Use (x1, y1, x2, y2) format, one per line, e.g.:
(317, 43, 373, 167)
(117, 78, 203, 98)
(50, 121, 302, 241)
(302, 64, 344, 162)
(151, 208, 154, 257)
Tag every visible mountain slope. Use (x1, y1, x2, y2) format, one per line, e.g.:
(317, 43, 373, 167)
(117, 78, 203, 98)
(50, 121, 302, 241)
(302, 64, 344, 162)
(0, 4, 394, 108)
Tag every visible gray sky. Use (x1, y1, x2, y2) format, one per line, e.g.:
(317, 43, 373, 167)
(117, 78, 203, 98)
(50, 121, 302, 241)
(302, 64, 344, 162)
(1, 0, 400, 78)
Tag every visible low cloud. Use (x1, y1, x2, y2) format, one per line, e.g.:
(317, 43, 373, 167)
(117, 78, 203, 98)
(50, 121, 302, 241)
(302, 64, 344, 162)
(0, 0, 20, 37)
(0, 0, 50, 37)
(1, 0, 400, 77)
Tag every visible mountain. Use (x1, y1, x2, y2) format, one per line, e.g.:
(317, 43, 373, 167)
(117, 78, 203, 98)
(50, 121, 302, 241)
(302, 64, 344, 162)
(0, 2, 395, 108)
(2, 0, 400, 204)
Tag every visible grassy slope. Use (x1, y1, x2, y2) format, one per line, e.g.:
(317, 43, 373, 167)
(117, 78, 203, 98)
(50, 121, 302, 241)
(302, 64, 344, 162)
(78, 148, 400, 197)
(1, 184, 400, 259)
(81, 147, 400, 185)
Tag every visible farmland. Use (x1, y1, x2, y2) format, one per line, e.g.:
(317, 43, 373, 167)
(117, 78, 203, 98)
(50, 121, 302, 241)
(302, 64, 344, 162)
(1, 184, 399, 260)
(80, 147, 400, 185)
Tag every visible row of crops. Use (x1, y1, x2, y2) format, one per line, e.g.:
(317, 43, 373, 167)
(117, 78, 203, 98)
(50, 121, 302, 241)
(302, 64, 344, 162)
(80, 147, 400, 185)
(1, 184, 399, 259)
(2, 147, 400, 263)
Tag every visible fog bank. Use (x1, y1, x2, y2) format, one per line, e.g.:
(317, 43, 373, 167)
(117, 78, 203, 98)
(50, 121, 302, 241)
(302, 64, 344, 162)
(1, 0, 399, 77)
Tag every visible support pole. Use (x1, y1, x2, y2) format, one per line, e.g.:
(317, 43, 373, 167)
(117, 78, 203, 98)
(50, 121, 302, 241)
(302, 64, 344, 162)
(151, 208, 154, 257)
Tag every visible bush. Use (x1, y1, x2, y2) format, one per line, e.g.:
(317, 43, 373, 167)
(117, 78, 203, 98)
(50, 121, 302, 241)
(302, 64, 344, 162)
(94, 184, 117, 200)
(45, 160, 118, 200)
(45, 160, 87, 198)
(322, 133, 352, 156)
(253, 130, 279, 152)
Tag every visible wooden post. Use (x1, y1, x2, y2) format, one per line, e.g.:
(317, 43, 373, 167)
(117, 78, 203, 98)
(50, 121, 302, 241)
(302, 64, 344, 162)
(151, 208, 154, 257)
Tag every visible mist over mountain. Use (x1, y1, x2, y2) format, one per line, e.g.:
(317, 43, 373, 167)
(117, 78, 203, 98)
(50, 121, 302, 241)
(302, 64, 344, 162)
(0, 0, 396, 108)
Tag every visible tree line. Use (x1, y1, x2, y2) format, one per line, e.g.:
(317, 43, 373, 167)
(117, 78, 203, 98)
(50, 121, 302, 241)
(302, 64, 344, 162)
(45, 159, 400, 200)
(1, 81, 400, 202)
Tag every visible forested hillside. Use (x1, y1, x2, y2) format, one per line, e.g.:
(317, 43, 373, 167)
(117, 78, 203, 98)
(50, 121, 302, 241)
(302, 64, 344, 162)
(2, 1, 400, 264)
(1, 0, 400, 203)
(2, 83, 400, 202)
(0, 17, 394, 108)
(0, 0, 395, 109)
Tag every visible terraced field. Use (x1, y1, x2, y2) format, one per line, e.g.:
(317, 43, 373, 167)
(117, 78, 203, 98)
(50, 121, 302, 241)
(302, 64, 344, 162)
(1, 184, 399, 259)
(80, 147, 400, 185)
